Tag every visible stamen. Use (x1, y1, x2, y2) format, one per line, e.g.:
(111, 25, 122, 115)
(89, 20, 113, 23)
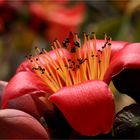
(29, 33, 111, 93)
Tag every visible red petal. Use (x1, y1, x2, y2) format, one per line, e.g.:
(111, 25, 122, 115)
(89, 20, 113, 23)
(17, 48, 70, 73)
(0, 0, 5, 5)
(2, 71, 51, 108)
(82, 40, 128, 59)
(7, 94, 48, 120)
(0, 109, 48, 139)
(104, 43, 140, 84)
(49, 80, 115, 136)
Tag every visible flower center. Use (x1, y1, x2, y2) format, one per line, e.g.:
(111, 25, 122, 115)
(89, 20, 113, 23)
(27, 32, 111, 92)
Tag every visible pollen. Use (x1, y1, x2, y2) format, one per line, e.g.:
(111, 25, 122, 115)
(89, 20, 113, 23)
(27, 32, 111, 93)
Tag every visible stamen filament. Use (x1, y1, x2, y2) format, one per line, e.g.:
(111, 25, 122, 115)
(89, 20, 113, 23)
(29, 33, 111, 93)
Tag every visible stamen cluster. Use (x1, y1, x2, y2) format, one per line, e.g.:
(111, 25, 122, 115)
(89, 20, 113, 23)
(26, 33, 111, 92)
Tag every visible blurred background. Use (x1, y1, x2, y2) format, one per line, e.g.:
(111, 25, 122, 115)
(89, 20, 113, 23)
(0, 0, 140, 81)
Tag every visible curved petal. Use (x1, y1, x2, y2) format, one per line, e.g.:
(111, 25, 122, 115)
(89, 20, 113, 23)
(49, 80, 115, 136)
(82, 40, 129, 59)
(0, 109, 48, 139)
(104, 43, 140, 103)
(104, 43, 140, 84)
(0, 81, 8, 108)
(2, 71, 51, 108)
(7, 94, 48, 120)
(17, 48, 70, 73)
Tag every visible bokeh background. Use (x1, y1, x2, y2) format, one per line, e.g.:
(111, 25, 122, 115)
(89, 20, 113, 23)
(0, 0, 140, 81)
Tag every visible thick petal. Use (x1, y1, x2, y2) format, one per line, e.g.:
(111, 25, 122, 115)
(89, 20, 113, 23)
(49, 80, 115, 136)
(2, 71, 51, 108)
(0, 81, 7, 108)
(104, 43, 140, 84)
(82, 40, 128, 59)
(0, 109, 48, 139)
(7, 94, 48, 120)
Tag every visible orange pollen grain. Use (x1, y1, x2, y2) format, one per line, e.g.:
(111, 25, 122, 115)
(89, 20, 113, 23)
(28, 33, 111, 92)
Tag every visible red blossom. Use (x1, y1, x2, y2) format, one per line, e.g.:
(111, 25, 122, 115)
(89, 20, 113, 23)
(28, 1, 86, 42)
(1, 33, 134, 137)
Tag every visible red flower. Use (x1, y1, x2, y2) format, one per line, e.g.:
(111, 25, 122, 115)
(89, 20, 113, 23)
(2, 33, 131, 137)
(28, 1, 86, 42)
